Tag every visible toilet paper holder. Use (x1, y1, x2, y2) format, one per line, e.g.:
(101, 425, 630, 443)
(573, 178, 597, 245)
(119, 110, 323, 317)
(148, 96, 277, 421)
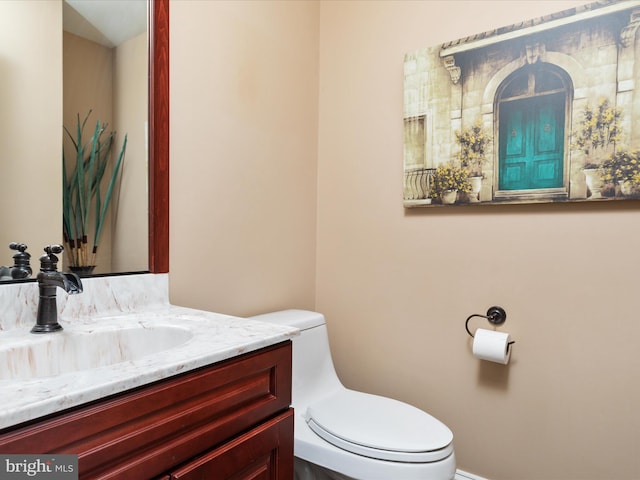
(465, 306, 515, 350)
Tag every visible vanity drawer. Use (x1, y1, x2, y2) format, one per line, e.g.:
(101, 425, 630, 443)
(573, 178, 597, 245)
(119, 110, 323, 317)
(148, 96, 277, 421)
(0, 341, 292, 480)
(169, 409, 293, 480)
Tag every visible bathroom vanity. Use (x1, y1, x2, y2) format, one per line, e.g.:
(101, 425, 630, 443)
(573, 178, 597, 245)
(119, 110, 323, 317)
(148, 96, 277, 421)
(0, 342, 293, 479)
(0, 274, 297, 479)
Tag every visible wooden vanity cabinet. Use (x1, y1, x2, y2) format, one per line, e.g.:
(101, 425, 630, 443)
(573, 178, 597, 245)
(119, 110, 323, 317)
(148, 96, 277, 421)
(0, 341, 294, 480)
(166, 410, 292, 480)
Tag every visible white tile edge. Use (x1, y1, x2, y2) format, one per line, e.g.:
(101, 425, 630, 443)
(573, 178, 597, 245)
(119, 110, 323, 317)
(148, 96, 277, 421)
(456, 469, 489, 480)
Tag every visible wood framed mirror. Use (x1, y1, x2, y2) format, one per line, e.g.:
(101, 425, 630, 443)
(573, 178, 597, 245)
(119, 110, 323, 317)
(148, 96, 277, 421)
(0, 1, 167, 280)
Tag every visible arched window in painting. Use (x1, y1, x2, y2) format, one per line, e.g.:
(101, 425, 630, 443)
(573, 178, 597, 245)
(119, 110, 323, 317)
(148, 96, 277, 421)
(497, 64, 571, 191)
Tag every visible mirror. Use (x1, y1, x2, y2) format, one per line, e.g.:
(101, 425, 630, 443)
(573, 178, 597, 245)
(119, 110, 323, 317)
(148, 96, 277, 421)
(0, 0, 168, 280)
(63, 0, 148, 275)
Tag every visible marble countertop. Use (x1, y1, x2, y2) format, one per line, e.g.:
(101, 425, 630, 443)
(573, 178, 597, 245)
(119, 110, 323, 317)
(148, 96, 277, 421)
(0, 274, 298, 431)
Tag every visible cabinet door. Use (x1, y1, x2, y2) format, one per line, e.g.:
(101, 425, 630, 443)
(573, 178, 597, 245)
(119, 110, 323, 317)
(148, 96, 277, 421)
(170, 409, 293, 480)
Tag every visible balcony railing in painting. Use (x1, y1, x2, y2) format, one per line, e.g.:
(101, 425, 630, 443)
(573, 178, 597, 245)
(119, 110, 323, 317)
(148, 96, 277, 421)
(403, 167, 435, 201)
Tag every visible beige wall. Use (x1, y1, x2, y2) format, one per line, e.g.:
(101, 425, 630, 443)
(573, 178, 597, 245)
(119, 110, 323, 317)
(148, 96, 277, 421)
(170, 1, 640, 479)
(0, 1, 62, 261)
(113, 33, 149, 273)
(169, 0, 319, 315)
(317, 1, 639, 480)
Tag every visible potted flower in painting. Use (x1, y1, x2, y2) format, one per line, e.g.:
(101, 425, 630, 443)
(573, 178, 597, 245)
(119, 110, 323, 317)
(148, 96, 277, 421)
(430, 163, 471, 205)
(456, 120, 491, 202)
(601, 150, 640, 197)
(573, 98, 622, 199)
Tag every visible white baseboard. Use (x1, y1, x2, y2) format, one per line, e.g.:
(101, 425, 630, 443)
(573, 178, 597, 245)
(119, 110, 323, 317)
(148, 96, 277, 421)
(455, 469, 489, 480)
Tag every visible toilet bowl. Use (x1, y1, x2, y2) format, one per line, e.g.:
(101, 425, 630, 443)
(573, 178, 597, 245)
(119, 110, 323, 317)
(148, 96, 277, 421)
(250, 309, 456, 480)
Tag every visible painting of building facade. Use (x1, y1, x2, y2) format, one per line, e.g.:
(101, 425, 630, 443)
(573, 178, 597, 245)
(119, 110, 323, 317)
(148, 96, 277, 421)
(403, 0, 640, 207)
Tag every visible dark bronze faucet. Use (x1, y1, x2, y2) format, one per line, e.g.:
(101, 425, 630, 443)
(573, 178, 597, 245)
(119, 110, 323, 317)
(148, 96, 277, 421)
(32, 245, 83, 334)
(8, 242, 32, 279)
(0, 242, 32, 281)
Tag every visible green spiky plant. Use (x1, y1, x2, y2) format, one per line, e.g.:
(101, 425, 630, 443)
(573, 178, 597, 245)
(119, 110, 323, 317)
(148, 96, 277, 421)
(63, 110, 127, 270)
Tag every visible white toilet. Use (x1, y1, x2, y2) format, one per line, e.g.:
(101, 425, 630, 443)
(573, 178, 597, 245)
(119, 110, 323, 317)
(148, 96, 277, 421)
(251, 309, 456, 480)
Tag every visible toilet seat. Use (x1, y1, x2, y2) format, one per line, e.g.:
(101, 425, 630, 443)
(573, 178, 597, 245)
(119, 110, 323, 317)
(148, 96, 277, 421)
(305, 389, 453, 463)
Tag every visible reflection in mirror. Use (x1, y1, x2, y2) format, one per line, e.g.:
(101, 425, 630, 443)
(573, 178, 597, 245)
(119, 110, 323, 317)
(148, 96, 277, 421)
(63, 0, 148, 275)
(0, 1, 62, 279)
(0, 0, 151, 281)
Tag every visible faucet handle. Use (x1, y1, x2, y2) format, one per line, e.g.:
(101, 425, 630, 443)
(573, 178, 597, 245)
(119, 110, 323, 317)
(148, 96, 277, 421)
(44, 244, 64, 255)
(9, 242, 28, 253)
(8, 242, 32, 279)
(40, 244, 64, 272)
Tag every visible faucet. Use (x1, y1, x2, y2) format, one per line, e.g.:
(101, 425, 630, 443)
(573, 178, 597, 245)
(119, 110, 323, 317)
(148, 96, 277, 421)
(0, 242, 32, 281)
(32, 244, 83, 334)
(8, 242, 32, 279)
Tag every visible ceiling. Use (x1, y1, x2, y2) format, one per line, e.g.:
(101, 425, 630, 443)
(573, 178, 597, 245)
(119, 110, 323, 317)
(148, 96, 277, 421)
(63, 0, 147, 48)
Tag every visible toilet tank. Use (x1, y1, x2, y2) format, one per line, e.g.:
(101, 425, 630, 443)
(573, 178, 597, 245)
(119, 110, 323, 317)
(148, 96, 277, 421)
(250, 309, 325, 331)
(250, 310, 344, 408)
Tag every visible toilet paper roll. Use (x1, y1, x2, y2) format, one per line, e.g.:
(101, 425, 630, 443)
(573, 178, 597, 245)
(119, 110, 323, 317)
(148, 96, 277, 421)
(472, 328, 512, 364)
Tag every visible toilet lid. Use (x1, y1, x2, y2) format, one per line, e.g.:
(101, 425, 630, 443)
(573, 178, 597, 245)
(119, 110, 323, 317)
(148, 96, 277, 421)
(305, 390, 453, 463)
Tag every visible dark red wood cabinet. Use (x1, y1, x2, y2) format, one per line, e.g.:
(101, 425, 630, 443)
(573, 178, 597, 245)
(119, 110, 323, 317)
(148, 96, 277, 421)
(0, 342, 294, 480)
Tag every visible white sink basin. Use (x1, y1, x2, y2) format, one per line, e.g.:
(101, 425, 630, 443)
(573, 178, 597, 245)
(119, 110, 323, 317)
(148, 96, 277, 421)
(0, 325, 193, 381)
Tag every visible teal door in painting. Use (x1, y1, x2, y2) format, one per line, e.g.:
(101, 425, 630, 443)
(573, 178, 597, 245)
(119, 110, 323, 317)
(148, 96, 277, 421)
(499, 92, 565, 190)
